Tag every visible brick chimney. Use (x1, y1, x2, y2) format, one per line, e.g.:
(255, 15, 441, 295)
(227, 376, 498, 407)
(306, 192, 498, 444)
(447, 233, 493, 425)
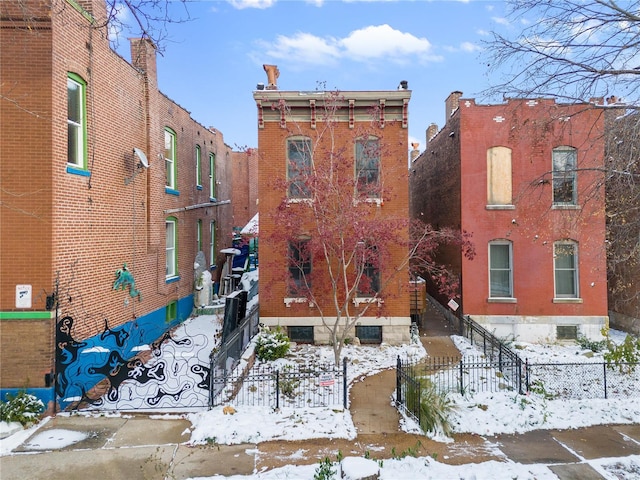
(426, 123, 439, 145)
(445, 91, 463, 119)
(263, 64, 279, 90)
(410, 142, 420, 162)
(130, 38, 158, 90)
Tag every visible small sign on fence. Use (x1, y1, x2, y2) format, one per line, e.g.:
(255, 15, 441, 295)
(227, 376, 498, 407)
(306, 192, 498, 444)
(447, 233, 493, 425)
(318, 373, 335, 387)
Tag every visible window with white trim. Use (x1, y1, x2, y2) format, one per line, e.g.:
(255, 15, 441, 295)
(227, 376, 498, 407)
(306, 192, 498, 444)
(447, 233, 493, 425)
(165, 128, 177, 190)
(287, 137, 312, 198)
(67, 73, 86, 168)
(489, 241, 513, 298)
(166, 217, 178, 278)
(554, 241, 579, 298)
(552, 146, 577, 205)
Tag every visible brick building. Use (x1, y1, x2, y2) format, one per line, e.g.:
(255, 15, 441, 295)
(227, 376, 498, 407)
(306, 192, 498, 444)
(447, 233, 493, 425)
(253, 69, 413, 345)
(0, 0, 244, 406)
(410, 92, 608, 342)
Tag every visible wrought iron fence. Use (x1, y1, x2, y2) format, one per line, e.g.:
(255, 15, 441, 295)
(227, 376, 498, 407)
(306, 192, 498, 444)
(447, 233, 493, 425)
(210, 358, 348, 409)
(208, 304, 260, 406)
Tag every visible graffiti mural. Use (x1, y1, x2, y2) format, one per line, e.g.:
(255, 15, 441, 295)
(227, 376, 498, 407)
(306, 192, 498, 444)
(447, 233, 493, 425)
(55, 313, 222, 410)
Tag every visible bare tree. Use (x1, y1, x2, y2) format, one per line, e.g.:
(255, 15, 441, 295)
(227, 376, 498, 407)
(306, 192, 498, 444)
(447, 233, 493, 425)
(483, 0, 640, 103)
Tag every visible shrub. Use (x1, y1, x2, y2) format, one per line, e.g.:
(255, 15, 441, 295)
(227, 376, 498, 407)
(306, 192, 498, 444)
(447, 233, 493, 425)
(577, 335, 607, 353)
(255, 326, 290, 361)
(0, 391, 44, 426)
(406, 379, 455, 437)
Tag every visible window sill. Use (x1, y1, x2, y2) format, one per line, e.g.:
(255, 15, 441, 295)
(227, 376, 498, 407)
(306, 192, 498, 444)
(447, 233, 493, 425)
(553, 297, 583, 304)
(485, 204, 515, 210)
(166, 276, 180, 284)
(286, 198, 313, 205)
(487, 297, 517, 303)
(66, 164, 91, 177)
(165, 187, 180, 196)
(284, 297, 314, 307)
(552, 204, 580, 210)
(353, 297, 383, 307)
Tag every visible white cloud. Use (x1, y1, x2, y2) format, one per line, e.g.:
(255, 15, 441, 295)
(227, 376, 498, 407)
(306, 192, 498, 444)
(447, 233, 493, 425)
(340, 24, 434, 62)
(228, 0, 276, 9)
(491, 16, 510, 26)
(257, 32, 341, 66)
(460, 41, 481, 52)
(254, 24, 439, 68)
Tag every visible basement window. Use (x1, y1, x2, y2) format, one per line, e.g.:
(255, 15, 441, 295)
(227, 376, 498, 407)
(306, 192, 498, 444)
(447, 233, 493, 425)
(557, 325, 578, 340)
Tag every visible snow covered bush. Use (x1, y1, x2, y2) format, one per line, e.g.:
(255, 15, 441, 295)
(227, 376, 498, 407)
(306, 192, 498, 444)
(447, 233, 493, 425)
(255, 326, 290, 361)
(0, 391, 44, 426)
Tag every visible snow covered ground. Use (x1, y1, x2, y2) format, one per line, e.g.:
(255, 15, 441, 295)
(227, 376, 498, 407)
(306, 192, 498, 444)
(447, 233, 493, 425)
(2, 314, 639, 479)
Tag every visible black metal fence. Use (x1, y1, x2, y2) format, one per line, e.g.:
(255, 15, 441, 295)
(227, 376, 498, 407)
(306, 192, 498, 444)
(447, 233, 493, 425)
(208, 304, 260, 406)
(209, 358, 348, 409)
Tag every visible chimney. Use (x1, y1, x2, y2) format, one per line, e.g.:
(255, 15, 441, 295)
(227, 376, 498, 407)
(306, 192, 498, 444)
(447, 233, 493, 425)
(130, 38, 158, 90)
(398, 80, 408, 90)
(445, 91, 463, 119)
(410, 142, 420, 162)
(263, 64, 279, 90)
(426, 123, 439, 145)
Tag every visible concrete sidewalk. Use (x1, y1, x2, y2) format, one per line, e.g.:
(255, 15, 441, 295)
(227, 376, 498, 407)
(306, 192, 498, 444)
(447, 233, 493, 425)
(2, 315, 639, 479)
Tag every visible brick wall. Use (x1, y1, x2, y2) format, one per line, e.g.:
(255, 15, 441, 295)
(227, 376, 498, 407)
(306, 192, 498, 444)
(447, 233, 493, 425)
(0, 0, 241, 390)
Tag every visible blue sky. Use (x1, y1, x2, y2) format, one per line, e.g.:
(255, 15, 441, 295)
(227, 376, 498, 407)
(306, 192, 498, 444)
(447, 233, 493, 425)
(115, 0, 516, 153)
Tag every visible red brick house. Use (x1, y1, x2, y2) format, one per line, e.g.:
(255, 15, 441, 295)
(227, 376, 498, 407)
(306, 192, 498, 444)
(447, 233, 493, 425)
(253, 71, 413, 345)
(0, 0, 243, 406)
(410, 92, 608, 342)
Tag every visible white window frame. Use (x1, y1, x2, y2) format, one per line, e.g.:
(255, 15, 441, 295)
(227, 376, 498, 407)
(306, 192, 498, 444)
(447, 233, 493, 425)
(488, 241, 514, 299)
(166, 217, 178, 279)
(165, 128, 177, 190)
(552, 146, 577, 206)
(67, 73, 86, 169)
(197, 219, 202, 252)
(554, 241, 580, 299)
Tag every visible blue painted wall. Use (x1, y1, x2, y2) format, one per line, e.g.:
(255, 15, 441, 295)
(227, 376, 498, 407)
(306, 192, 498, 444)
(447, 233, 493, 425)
(0, 295, 194, 411)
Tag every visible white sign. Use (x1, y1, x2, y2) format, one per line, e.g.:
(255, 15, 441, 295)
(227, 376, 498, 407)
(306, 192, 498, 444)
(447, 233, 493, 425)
(447, 299, 459, 311)
(16, 285, 32, 309)
(318, 373, 335, 387)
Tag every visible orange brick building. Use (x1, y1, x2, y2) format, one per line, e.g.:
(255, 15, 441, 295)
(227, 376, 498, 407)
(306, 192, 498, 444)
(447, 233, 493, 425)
(410, 93, 609, 342)
(253, 71, 413, 345)
(0, 0, 244, 406)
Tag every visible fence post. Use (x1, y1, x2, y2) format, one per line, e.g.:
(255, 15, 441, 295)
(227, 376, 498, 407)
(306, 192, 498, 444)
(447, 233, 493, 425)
(517, 357, 523, 395)
(459, 359, 464, 395)
(603, 362, 608, 400)
(499, 344, 503, 372)
(396, 356, 402, 405)
(275, 370, 280, 410)
(525, 359, 529, 393)
(343, 357, 348, 409)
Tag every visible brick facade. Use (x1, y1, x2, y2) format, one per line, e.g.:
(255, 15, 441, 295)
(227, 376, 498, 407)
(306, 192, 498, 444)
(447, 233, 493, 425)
(410, 94, 609, 342)
(0, 0, 246, 404)
(253, 82, 412, 344)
